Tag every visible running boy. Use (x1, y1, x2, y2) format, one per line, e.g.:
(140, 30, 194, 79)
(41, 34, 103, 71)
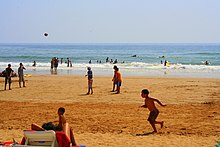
(141, 89, 166, 133)
(85, 67, 93, 94)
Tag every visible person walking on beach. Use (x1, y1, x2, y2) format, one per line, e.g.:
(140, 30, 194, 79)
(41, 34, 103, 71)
(85, 67, 93, 94)
(111, 65, 118, 92)
(18, 63, 26, 88)
(140, 89, 166, 133)
(4, 64, 13, 90)
(115, 67, 122, 94)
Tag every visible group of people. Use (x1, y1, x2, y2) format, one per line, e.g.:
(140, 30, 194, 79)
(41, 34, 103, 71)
(84, 65, 123, 95)
(50, 57, 59, 72)
(88, 57, 125, 64)
(3, 63, 166, 145)
(84, 65, 165, 133)
(1, 63, 26, 90)
(29, 89, 166, 147)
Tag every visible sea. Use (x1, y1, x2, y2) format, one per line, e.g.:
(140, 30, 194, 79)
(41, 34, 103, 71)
(0, 43, 220, 78)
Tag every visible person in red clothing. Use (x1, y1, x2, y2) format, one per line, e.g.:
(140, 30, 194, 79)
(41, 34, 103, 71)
(115, 67, 122, 94)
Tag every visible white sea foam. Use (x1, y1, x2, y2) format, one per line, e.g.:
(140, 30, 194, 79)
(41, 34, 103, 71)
(1, 61, 220, 78)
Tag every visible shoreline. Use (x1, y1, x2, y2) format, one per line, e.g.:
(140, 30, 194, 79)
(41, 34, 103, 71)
(9, 68, 220, 78)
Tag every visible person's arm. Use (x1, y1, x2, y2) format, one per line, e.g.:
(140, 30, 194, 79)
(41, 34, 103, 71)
(154, 98, 166, 107)
(31, 123, 45, 131)
(141, 105, 147, 108)
(58, 115, 66, 129)
(141, 99, 148, 108)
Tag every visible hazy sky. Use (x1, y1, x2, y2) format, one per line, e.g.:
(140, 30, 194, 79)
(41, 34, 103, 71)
(1, 0, 220, 43)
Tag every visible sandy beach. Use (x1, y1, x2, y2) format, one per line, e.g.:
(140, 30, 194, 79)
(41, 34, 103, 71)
(0, 75, 220, 147)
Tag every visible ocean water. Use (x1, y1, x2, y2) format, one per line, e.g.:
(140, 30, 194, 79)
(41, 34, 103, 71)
(0, 43, 220, 78)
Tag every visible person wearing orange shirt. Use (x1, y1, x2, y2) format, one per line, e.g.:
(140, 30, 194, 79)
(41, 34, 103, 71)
(115, 67, 122, 94)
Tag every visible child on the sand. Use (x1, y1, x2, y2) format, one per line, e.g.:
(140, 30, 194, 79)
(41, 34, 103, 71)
(85, 67, 93, 94)
(31, 107, 76, 146)
(140, 89, 166, 133)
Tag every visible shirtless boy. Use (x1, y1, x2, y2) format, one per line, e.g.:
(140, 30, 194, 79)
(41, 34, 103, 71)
(141, 89, 166, 133)
(31, 107, 76, 146)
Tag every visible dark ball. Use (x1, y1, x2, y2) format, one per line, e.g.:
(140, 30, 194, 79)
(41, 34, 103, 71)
(44, 33, 48, 37)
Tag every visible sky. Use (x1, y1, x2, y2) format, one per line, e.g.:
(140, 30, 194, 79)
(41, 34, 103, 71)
(0, 0, 220, 43)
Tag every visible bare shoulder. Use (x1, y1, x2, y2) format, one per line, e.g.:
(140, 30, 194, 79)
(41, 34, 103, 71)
(148, 96, 157, 101)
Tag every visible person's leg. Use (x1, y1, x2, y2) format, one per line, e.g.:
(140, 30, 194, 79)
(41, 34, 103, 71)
(148, 109, 160, 132)
(22, 76, 25, 87)
(150, 122, 157, 133)
(112, 82, 115, 92)
(5, 77, 7, 90)
(63, 123, 76, 146)
(19, 76, 21, 88)
(154, 121, 164, 128)
(31, 123, 45, 131)
(116, 82, 121, 94)
(87, 80, 90, 94)
(90, 80, 93, 94)
(8, 78, 11, 90)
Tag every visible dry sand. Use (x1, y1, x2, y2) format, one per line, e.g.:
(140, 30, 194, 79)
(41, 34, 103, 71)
(0, 75, 220, 147)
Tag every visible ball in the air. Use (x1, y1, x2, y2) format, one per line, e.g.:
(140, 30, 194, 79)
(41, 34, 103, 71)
(44, 32, 48, 37)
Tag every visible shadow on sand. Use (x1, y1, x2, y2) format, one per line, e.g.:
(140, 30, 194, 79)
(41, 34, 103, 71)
(136, 132, 154, 136)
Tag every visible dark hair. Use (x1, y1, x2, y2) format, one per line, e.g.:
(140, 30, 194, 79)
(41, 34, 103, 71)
(58, 107, 65, 113)
(113, 65, 117, 69)
(42, 122, 56, 130)
(142, 89, 149, 95)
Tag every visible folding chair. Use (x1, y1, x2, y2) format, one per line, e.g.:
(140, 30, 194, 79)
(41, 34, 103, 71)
(13, 130, 57, 147)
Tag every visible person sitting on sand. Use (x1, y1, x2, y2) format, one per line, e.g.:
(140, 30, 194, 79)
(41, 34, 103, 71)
(140, 89, 166, 133)
(31, 107, 76, 146)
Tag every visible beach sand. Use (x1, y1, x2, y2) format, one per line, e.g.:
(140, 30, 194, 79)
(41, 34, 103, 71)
(0, 75, 220, 146)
